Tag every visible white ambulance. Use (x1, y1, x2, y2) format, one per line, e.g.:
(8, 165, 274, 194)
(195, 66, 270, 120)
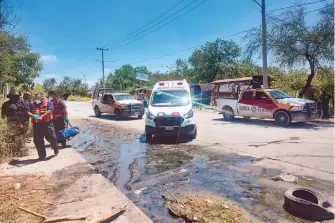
(145, 78, 197, 141)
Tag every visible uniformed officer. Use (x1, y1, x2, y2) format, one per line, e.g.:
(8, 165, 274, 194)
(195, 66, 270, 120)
(28, 93, 59, 160)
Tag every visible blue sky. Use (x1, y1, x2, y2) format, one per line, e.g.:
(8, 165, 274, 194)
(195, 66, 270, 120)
(13, 0, 328, 87)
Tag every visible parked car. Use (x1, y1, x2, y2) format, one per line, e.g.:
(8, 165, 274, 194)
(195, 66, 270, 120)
(92, 89, 144, 119)
(215, 88, 319, 126)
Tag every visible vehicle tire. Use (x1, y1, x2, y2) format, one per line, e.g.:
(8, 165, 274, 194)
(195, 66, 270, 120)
(222, 106, 235, 121)
(146, 133, 153, 143)
(284, 187, 334, 221)
(191, 126, 197, 139)
(138, 115, 143, 119)
(115, 109, 121, 120)
(274, 110, 291, 126)
(94, 106, 101, 117)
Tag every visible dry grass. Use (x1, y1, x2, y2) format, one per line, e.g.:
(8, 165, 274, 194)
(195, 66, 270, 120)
(0, 174, 57, 223)
(167, 194, 253, 223)
(67, 95, 92, 102)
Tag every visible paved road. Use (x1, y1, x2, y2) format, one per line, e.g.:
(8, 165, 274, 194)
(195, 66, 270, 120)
(67, 101, 334, 181)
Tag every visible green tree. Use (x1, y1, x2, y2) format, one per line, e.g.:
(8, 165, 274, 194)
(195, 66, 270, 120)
(188, 38, 241, 83)
(244, 5, 334, 98)
(42, 78, 57, 92)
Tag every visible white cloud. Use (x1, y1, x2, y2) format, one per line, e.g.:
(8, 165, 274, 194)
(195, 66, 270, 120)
(104, 68, 111, 73)
(41, 54, 57, 64)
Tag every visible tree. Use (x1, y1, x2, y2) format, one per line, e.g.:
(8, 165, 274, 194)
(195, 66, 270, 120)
(42, 78, 57, 92)
(188, 38, 241, 83)
(244, 4, 334, 98)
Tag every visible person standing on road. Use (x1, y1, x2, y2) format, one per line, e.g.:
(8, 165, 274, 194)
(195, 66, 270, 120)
(48, 91, 69, 148)
(28, 93, 59, 160)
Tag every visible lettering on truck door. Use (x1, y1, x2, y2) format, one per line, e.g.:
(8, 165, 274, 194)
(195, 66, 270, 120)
(253, 91, 277, 118)
(237, 90, 254, 117)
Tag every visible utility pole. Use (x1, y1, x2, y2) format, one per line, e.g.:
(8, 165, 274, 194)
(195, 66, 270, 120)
(261, 0, 268, 88)
(96, 47, 108, 90)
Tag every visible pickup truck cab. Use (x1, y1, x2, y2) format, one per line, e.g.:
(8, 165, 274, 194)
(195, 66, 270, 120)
(216, 88, 318, 126)
(92, 89, 144, 119)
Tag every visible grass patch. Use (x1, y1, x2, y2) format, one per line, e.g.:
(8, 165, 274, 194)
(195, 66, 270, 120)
(67, 95, 92, 102)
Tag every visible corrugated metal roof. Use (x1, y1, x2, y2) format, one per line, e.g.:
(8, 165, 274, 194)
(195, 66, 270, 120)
(211, 77, 252, 84)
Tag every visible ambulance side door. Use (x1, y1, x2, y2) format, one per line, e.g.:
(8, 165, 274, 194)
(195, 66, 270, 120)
(253, 91, 277, 118)
(237, 90, 255, 117)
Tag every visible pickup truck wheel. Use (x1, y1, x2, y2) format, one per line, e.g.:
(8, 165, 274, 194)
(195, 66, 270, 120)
(115, 109, 121, 120)
(223, 107, 235, 121)
(138, 115, 143, 119)
(275, 110, 291, 126)
(94, 106, 101, 117)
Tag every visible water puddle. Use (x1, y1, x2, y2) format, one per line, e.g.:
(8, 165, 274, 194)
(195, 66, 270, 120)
(68, 127, 96, 152)
(116, 139, 146, 193)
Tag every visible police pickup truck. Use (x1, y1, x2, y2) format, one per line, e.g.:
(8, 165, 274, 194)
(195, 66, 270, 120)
(215, 88, 319, 126)
(92, 89, 144, 120)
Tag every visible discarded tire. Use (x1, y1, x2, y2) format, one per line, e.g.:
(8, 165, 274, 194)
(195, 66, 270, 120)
(284, 187, 334, 221)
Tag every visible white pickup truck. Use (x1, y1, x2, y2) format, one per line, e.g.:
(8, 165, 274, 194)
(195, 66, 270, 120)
(215, 88, 319, 126)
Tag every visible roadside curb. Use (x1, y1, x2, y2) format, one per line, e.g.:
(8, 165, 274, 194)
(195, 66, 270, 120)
(310, 119, 335, 124)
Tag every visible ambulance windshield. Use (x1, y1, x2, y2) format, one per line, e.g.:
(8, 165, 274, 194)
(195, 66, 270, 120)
(151, 90, 190, 107)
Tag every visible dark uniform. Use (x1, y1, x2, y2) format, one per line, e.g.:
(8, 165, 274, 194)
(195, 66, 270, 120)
(31, 98, 58, 160)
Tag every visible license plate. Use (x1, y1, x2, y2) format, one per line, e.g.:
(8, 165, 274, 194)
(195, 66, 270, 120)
(165, 126, 174, 131)
(134, 112, 139, 116)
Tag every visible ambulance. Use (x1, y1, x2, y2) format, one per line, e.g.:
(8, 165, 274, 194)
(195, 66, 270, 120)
(145, 78, 197, 141)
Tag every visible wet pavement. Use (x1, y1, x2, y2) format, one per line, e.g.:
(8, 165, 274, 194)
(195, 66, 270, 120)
(68, 117, 334, 223)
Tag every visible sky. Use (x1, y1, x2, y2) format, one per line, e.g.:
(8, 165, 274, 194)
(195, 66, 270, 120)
(11, 0, 329, 87)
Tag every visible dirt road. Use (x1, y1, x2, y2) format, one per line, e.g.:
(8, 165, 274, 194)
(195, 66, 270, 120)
(66, 101, 334, 222)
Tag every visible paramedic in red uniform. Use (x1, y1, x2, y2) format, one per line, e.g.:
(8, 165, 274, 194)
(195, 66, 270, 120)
(28, 93, 59, 160)
(48, 91, 69, 147)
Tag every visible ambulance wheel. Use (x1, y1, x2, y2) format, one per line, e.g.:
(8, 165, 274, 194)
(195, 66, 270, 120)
(94, 106, 101, 117)
(191, 126, 197, 139)
(223, 107, 235, 121)
(146, 133, 153, 143)
(275, 110, 291, 126)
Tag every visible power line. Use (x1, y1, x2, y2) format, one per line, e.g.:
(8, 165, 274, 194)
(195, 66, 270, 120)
(105, 0, 209, 49)
(101, 0, 187, 48)
(47, 0, 200, 77)
(269, 0, 325, 13)
(105, 0, 207, 47)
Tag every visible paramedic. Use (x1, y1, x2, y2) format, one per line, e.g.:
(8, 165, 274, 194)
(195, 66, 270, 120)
(28, 93, 59, 160)
(48, 91, 69, 148)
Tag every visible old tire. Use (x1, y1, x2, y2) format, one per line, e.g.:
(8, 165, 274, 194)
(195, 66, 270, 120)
(284, 187, 334, 221)
(115, 109, 121, 120)
(223, 107, 235, 121)
(274, 110, 291, 126)
(94, 106, 101, 117)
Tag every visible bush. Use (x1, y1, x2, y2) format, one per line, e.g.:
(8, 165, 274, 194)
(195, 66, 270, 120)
(0, 99, 31, 162)
(0, 118, 29, 163)
(66, 95, 92, 101)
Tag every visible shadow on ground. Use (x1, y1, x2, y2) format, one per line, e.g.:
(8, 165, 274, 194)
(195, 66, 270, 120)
(9, 155, 56, 167)
(89, 114, 142, 122)
(213, 117, 327, 130)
